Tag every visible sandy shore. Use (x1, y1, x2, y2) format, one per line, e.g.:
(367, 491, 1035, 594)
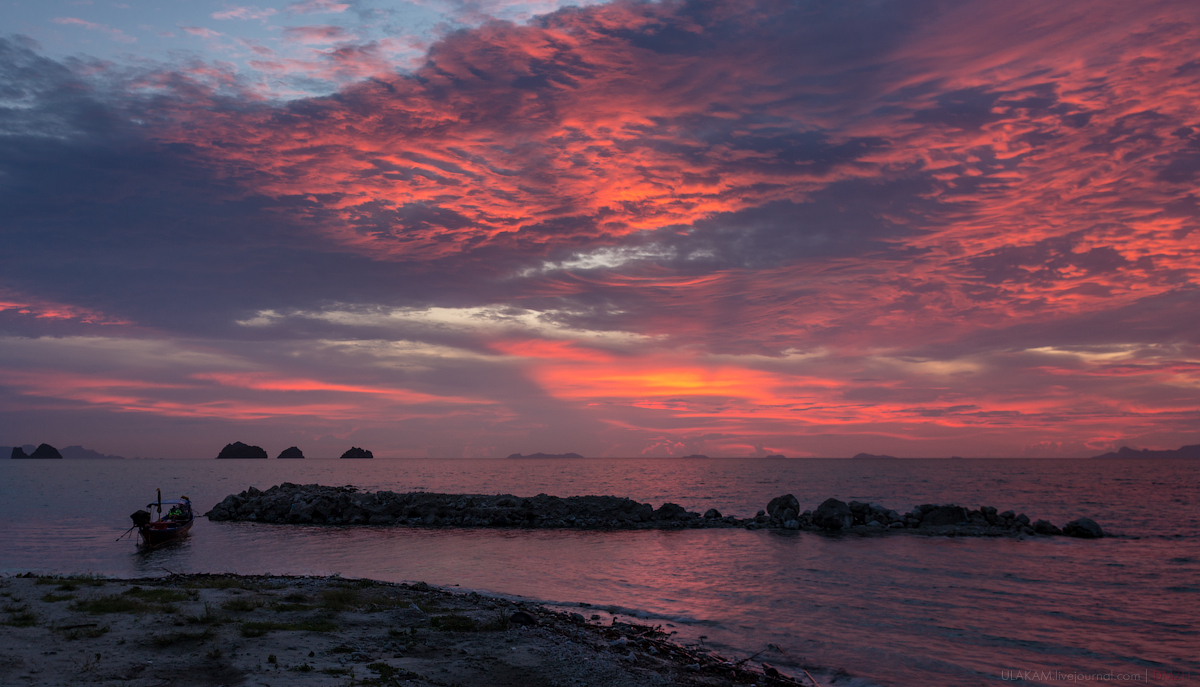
(0, 573, 813, 687)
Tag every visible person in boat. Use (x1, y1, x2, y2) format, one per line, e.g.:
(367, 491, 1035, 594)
(166, 498, 191, 521)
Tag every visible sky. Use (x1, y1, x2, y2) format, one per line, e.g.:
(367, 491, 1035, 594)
(2, 0, 1199, 459)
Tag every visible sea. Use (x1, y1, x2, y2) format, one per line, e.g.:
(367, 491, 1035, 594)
(1, 457, 1196, 686)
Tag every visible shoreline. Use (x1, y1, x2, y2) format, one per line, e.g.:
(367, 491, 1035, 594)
(1, 572, 820, 687)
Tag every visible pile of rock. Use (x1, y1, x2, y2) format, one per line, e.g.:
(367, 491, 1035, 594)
(742, 496, 1104, 538)
(206, 483, 744, 530)
(206, 484, 1105, 538)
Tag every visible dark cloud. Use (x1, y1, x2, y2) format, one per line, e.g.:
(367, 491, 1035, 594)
(965, 233, 1131, 286)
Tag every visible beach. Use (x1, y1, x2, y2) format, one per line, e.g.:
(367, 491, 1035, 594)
(0, 573, 804, 687)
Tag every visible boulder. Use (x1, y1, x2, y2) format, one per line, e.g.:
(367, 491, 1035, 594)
(812, 498, 852, 530)
(1033, 520, 1062, 536)
(340, 447, 374, 459)
(277, 446, 305, 459)
(848, 501, 870, 523)
(920, 505, 970, 527)
(703, 508, 722, 519)
(766, 494, 800, 522)
(217, 442, 268, 459)
(1063, 517, 1104, 539)
(509, 611, 538, 626)
(654, 503, 688, 520)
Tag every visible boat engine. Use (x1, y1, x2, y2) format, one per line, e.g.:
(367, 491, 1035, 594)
(130, 510, 152, 527)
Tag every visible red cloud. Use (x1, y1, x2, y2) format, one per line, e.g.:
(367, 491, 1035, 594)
(10, 0, 1200, 455)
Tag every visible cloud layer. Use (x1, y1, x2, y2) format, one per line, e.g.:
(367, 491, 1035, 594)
(2, 0, 1199, 457)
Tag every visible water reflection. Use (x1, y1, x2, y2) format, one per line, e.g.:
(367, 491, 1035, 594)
(2, 458, 1197, 686)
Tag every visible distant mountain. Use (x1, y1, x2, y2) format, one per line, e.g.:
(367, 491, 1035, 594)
(6, 444, 128, 459)
(764, 454, 787, 459)
(506, 452, 585, 459)
(216, 442, 268, 459)
(1092, 444, 1200, 459)
(679, 454, 710, 459)
(10, 443, 63, 459)
(60, 445, 126, 460)
(852, 452, 899, 460)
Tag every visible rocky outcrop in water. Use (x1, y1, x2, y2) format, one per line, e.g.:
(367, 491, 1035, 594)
(277, 446, 305, 459)
(1062, 517, 1103, 538)
(216, 442, 268, 459)
(752, 496, 1103, 538)
(206, 483, 744, 529)
(339, 447, 373, 459)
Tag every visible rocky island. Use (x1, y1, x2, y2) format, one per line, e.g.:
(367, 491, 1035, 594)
(206, 484, 1105, 538)
(216, 442, 268, 459)
(10, 444, 63, 459)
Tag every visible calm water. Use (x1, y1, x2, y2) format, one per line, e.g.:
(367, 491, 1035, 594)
(1, 458, 1197, 686)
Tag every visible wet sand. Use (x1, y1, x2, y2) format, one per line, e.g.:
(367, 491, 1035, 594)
(0, 573, 813, 687)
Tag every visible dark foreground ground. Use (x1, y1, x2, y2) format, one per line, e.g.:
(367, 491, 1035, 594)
(0, 573, 821, 687)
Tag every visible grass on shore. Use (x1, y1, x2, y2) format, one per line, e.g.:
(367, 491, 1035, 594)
(72, 595, 148, 614)
(221, 597, 266, 613)
(71, 586, 194, 615)
(34, 575, 107, 590)
(2, 603, 38, 627)
(239, 619, 339, 637)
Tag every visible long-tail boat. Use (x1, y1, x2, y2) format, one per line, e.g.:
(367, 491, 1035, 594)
(128, 489, 194, 549)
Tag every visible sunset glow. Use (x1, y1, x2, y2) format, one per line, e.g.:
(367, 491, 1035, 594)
(2, 0, 1198, 458)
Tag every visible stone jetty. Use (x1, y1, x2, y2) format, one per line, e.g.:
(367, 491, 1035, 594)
(207, 484, 1104, 538)
(207, 484, 740, 530)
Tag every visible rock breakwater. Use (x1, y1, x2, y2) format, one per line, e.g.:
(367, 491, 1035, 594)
(207, 484, 1104, 538)
(752, 496, 1104, 538)
(207, 484, 742, 529)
